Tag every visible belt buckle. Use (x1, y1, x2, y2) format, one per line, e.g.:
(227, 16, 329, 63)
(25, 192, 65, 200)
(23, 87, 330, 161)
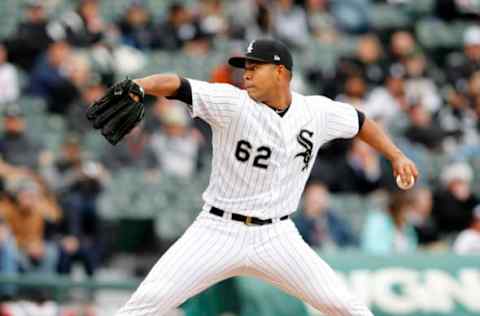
(245, 216, 253, 226)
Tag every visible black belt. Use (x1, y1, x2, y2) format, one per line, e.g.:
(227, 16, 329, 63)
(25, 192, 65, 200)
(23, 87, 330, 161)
(209, 206, 289, 226)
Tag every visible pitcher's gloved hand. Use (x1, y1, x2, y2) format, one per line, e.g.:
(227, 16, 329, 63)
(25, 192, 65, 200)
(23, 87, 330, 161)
(86, 79, 145, 145)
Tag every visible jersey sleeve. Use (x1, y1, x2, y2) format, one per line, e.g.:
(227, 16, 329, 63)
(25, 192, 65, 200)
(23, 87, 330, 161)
(187, 78, 244, 128)
(314, 96, 360, 141)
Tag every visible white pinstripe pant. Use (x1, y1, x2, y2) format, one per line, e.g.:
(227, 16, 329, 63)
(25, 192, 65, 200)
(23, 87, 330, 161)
(116, 211, 373, 316)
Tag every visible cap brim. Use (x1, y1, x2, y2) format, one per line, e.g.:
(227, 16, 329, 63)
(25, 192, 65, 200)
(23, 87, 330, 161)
(228, 56, 270, 69)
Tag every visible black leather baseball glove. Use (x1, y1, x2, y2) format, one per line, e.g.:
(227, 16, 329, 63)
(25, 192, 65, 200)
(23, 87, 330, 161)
(86, 79, 145, 145)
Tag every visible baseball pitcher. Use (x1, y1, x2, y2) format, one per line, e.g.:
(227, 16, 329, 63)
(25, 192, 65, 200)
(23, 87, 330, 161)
(86, 39, 418, 316)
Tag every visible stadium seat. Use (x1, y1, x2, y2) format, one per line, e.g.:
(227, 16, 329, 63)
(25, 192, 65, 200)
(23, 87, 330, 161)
(19, 97, 47, 115)
(303, 40, 338, 73)
(330, 194, 368, 236)
(369, 3, 410, 30)
(467, 155, 480, 195)
(417, 20, 475, 50)
(0, 0, 19, 39)
(406, 0, 435, 18)
(83, 132, 106, 159)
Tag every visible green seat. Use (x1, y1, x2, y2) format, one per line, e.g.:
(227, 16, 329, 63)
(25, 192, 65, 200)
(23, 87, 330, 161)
(337, 35, 359, 58)
(0, 0, 20, 39)
(148, 51, 177, 73)
(417, 20, 473, 50)
(20, 97, 47, 116)
(369, 4, 410, 30)
(83, 132, 107, 159)
(416, 20, 446, 50)
(330, 194, 367, 236)
(303, 40, 338, 73)
(468, 156, 480, 196)
(406, 0, 435, 18)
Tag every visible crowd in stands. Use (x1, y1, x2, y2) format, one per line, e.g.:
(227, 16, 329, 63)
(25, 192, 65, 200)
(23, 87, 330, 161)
(0, 0, 479, 308)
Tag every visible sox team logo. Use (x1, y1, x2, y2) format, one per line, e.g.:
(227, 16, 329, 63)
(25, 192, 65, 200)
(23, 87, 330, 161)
(295, 129, 314, 171)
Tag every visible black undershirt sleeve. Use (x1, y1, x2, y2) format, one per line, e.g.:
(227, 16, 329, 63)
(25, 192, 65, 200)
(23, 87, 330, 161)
(356, 109, 365, 132)
(167, 77, 193, 106)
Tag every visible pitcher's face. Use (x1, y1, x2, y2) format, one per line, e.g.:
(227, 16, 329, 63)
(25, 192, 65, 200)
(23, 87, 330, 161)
(243, 61, 279, 102)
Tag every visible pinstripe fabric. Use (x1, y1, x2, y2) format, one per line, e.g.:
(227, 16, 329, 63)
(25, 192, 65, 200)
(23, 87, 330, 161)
(247, 220, 373, 316)
(188, 83, 360, 218)
(184, 80, 360, 219)
(116, 81, 372, 315)
(117, 214, 372, 316)
(116, 212, 249, 316)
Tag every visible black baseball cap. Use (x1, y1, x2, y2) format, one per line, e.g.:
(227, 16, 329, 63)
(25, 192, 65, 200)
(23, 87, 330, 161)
(228, 39, 293, 71)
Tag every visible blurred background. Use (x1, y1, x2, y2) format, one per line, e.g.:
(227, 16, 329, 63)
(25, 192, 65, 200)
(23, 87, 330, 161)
(0, 0, 479, 315)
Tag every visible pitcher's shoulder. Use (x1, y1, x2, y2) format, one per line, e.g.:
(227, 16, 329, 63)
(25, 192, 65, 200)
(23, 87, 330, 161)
(296, 94, 336, 113)
(302, 94, 334, 106)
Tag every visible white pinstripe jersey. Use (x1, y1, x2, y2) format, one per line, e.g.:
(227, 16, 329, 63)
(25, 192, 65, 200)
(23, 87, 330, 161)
(188, 79, 360, 219)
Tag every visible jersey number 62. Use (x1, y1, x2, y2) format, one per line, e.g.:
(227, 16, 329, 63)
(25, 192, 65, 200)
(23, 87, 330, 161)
(235, 140, 272, 170)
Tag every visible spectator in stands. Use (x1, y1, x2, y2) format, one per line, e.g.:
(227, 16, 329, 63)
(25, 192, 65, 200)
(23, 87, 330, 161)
(294, 181, 357, 250)
(306, 0, 337, 43)
(388, 30, 417, 66)
(435, 86, 478, 152)
(353, 34, 388, 87)
(364, 66, 408, 126)
(403, 103, 454, 151)
(321, 33, 387, 98)
(3, 0, 52, 72)
(0, 104, 44, 169)
(403, 50, 441, 113)
(182, 23, 214, 57)
(53, 136, 105, 277)
(245, 3, 275, 42)
(407, 187, 440, 247)
(68, 53, 94, 92)
(117, 1, 155, 50)
(52, 0, 105, 47)
(150, 101, 202, 178)
(0, 159, 61, 228)
(335, 74, 368, 109)
(0, 43, 19, 106)
(453, 204, 480, 254)
(433, 162, 479, 236)
(152, 3, 193, 51)
(446, 26, 480, 87)
(272, 0, 310, 48)
(28, 40, 79, 114)
(101, 125, 159, 172)
(2, 178, 59, 275)
(317, 138, 383, 195)
(361, 191, 418, 254)
(197, 0, 228, 37)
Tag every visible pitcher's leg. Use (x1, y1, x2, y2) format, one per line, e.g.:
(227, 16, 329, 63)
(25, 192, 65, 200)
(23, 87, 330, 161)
(116, 213, 246, 316)
(250, 221, 373, 316)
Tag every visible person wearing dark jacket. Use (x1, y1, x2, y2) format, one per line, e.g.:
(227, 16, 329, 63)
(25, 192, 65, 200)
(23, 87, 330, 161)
(53, 137, 105, 277)
(4, 1, 52, 72)
(433, 162, 479, 235)
(0, 105, 43, 169)
(27, 40, 79, 115)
